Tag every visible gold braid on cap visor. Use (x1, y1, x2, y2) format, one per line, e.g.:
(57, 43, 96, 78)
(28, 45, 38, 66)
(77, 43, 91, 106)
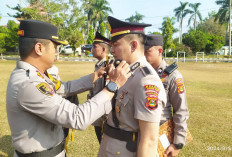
(94, 39, 104, 42)
(111, 30, 130, 37)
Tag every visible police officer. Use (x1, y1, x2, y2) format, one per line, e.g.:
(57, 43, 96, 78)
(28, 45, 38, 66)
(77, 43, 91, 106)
(98, 16, 167, 156)
(6, 19, 131, 157)
(89, 31, 111, 143)
(144, 34, 189, 157)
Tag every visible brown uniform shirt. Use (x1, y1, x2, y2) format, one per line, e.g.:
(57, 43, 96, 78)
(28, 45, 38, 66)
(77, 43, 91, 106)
(90, 58, 108, 126)
(98, 56, 167, 156)
(6, 61, 112, 156)
(156, 59, 189, 145)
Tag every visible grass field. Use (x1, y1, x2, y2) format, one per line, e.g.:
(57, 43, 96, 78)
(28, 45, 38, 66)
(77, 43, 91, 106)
(0, 60, 232, 157)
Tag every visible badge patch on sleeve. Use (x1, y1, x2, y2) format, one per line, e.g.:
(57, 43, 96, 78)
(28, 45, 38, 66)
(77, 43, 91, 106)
(36, 82, 54, 96)
(145, 96, 158, 110)
(144, 84, 159, 110)
(144, 85, 160, 93)
(175, 78, 185, 94)
(146, 92, 158, 97)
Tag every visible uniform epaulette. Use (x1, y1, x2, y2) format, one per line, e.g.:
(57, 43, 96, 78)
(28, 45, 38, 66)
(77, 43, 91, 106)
(164, 62, 178, 75)
(99, 61, 105, 67)
(142, 66, 151, 75)
(130, 62, 140, 72)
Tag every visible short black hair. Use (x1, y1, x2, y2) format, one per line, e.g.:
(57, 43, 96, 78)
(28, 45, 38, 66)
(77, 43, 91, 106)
(99, 42, 111, 54)
(123, 34, 145, 50)
(19, 38, 51, 60)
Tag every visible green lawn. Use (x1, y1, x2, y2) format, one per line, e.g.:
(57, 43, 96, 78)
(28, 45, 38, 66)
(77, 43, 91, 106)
(0, 60, 232, 157)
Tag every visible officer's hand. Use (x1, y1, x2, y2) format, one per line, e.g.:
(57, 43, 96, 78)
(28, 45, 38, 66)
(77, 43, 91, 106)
(164, 144, 180, 157)
(108, 60, 131, 88)
(92, 67, 107, 82)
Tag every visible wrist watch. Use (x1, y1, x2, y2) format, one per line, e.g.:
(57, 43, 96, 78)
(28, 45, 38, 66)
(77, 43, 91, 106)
(106, 81, 118, 93)
(173, 143, 184, 149)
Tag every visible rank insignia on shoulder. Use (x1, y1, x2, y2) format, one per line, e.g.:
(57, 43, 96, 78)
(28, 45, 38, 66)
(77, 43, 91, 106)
(36, 82, 54, 96)
(99, 60, 104, 67)
(164, 62, 178, 75)
(145, 96, 158, 110)
(130, 62, 140, 72)
(142, 66, 151, 75)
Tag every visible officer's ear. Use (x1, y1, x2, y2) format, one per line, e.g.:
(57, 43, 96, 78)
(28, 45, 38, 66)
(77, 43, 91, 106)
(158, 47, 163, 55)
(130, 41, 138, 53)
(102, 47, 106, 53)
(34, 42, 44, 56)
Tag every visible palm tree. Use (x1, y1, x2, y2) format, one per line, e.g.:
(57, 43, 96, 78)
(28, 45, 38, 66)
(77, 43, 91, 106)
(188, 3, 202, 30)
(126, 16, 135, 22)
(160, 17, 178, 34)
(91, 0, 113, 32)
(81, 0, 112, 34)
(81, 0, 96, 34)
(215, 0, 230, 24)
(215, 0, 231, 45)
(173, 1, 191, 43)
(134, 11, 145, 22)
(126, 11, 144, 23)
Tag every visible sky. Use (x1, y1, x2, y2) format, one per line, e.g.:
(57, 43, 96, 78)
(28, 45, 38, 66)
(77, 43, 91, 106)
(0, 0, 221, 38)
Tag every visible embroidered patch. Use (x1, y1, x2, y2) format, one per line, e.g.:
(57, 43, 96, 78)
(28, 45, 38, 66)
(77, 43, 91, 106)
(36, 82, 54, 96)
(146, 92, 158, 97)
(145, 96, 158, 110)
(144, 85, 160, 93)
(175, 78, 185, 94)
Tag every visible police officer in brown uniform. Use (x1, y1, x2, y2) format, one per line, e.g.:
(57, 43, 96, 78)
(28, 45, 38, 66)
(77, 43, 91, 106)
(89, 31, 111, 143)
(144, 34, 189, 157)
(98, 16, 167, 157)
(6, 20, 131, 157)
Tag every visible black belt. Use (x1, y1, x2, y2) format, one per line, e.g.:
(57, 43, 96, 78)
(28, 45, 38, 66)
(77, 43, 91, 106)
(15, 140, 65, 157)
(103, 123, 138, 142)
(103, 123, 138, 152)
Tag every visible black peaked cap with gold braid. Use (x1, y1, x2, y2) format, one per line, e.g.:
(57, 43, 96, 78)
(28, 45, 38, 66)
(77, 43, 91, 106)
(108, 16, 152, 42)
(18, 20, 68, 45)
(93, 31, 111, 46)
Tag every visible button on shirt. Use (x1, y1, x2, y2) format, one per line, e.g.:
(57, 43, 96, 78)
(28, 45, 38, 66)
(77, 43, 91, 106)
(6, 61, 112, 156)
